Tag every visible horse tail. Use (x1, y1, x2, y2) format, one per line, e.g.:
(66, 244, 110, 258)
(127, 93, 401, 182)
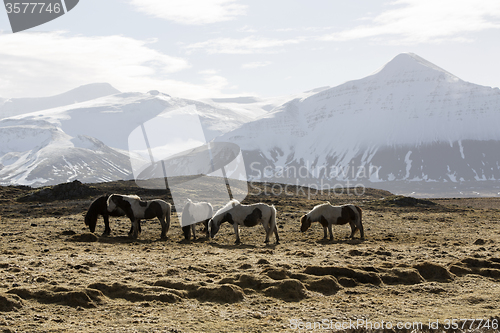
(165, 202, 171, 226)
(181, 201, 190, 227)
(270, 205, 280, 244)
(354, 205, 364, 238)
(207, 203, 214, 219)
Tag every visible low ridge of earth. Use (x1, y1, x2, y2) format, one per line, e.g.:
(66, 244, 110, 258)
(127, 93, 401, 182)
(1, 179, 500, 332)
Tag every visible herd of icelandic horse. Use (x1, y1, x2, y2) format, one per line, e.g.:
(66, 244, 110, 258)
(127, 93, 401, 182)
(84, 194, 364, 244)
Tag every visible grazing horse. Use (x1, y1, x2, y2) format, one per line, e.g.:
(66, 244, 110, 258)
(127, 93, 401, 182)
(181, 199, 213, 240)
(209, 199, 279, 245)
(107, 194, 171, 239)
(84, 195, 140, 236)
(300, 202, 364, 240)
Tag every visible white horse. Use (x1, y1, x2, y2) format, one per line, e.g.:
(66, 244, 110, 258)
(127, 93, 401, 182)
(209, 199, 279, 245)
(107, 194, 171, 239)
(181, 199, 213, 240)
(300, 202, 363, 240)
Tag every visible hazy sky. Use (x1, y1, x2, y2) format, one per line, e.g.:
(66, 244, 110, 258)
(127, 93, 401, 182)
(1, 0, 499, 99)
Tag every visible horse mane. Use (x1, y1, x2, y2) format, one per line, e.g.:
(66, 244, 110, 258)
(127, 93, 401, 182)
(115, 194, 140, 201)
(214, 199, 240, 217)
(308, 201, 331, 215)
(302, 201, 338, 223)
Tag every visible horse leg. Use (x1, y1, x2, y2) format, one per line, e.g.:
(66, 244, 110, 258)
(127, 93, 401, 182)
(323, 227, 328, 239)
(160, 216, 168, 240)
(182, 225, 191, 240)
(191, 223, 197, 240)
(129, 220, 142, 235)
(233, 223, 241, 244)
(130, 219, 140, 239)
(128, 222, 134, 236)
(203, 219, 209, 238)
(160, 222, 167, 239)
(263, 221, 271, 243)
(348, 221, 357, 238)
(103, 215, 111, 236)
(274, 225, 280, 244)
(328, 224, 334, 241)
(357, 221, 365, 239)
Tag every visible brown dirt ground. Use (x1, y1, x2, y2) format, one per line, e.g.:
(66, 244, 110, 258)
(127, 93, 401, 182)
(1, 180, 500, 332)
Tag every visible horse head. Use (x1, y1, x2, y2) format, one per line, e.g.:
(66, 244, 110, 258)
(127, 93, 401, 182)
(300, 214, 311, 232)
(208, 216, 219, 238)
(208, 212, 228, 238)
(85, 195, 109, 233)
(84, 211, 96, 232)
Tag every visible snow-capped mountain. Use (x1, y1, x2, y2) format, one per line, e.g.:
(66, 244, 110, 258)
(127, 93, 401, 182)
(2, 53, 500, 196)
(0, 88, 271, 187)
(217, 53, 500, 196)
(0, 83, 120, 119)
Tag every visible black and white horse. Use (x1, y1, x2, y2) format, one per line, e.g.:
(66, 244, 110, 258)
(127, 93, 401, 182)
(84, 195, 140, 236)
(209, 199, 279, 245)
(300, 202, 364, 240)
(107, 194, 171, 239)
(181, 199, 213, 240)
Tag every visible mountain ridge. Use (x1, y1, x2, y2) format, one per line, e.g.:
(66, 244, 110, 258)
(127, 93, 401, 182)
(1, 53, 500, 196)
(0, 83, 121, 119)
(215, 53, 500, 196)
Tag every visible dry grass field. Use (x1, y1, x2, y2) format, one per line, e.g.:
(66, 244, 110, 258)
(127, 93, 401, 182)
(1, 179, 500, 332)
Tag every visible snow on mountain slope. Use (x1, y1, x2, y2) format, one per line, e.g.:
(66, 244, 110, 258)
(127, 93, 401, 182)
(0, 89, 268, 186)
(218, 53, 500, 195)
(0, 83, 121, 119)
(0, 121, 135, 186)
(203, 86, 331, 118)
